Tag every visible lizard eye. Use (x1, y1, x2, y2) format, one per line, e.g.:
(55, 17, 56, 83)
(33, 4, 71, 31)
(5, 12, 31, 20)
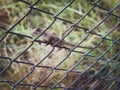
(36, 28, 42, 32)
(33, 28, 42, 34)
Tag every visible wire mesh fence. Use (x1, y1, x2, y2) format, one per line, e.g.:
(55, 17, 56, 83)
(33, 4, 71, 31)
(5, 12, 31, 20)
(0, 0, 120, 90)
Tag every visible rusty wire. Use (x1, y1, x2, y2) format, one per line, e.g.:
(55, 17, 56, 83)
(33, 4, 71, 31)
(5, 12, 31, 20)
(0, 0, 120, 90)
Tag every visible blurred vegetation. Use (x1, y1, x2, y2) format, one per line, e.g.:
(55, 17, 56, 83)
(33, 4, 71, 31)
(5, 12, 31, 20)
(0, 0, 120, 90)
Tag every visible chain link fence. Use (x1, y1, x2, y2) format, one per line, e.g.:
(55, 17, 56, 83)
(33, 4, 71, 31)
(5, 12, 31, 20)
(0, 0, 120, 90)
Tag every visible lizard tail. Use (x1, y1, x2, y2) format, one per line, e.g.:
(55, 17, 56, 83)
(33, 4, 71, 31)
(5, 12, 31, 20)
(63, 41, 92, 49)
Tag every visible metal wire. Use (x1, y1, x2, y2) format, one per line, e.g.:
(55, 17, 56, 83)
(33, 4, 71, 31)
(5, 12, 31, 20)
(0, 0, 120, 90)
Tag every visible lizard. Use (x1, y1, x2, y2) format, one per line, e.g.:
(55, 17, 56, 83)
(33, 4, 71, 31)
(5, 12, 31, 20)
(33, 28, 93, 49)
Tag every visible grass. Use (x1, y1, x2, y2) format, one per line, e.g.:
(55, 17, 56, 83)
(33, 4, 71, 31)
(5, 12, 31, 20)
(0, 0, 120, 90)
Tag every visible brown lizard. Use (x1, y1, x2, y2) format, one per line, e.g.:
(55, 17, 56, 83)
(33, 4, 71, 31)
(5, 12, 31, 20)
(33, 28, 92, 49)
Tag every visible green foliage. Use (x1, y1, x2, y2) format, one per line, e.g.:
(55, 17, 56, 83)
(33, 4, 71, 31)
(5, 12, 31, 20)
(0, 0, 119, 89)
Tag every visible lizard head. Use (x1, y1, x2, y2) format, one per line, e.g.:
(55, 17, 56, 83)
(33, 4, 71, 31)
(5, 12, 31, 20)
(33, 28, 43, 35)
